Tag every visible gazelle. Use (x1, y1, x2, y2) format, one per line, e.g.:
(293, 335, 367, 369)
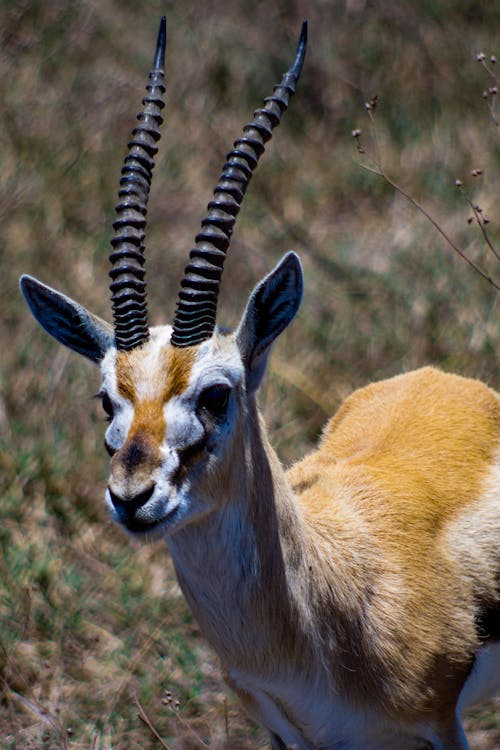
(20, 16, 499, 750)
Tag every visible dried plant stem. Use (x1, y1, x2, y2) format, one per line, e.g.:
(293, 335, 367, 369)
(358, 108, 500, 291)
(135, 697, 173, 750)
(224, 696, 229, 744)
(478, 55, 499, 128)
(168, 704, 211, 749)
(3, 685, 69, 750)
(107, 622, 165, 717)
(460, 190, 500, 263)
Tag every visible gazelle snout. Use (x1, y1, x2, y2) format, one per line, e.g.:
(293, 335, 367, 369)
(106, 431, 168, 532)
(110, 429, 163, 479)
(108, 482, 155, 523)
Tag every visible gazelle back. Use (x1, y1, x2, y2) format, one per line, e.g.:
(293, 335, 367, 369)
(20, 18, 499, 750)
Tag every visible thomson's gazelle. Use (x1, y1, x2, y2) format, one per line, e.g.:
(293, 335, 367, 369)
(20, 17, 499, 750)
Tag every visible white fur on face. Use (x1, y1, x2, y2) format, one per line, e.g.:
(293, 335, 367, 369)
(98, 327, 247, 537)
(100, 347, 133, 455)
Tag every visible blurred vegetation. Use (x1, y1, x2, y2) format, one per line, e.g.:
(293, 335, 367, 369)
(1, 0, 499, 747)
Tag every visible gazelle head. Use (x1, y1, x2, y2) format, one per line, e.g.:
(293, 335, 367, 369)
(20, 18, 307, 538)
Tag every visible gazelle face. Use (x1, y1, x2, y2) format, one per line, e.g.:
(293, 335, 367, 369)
(100, 326, 246, 538)
(20, 18, 307, 537)
(21, 253, 303, 540)
(20, 19, 306, 543)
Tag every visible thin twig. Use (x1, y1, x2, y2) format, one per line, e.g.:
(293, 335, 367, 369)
(477, 53, 499, 128)
(3, 685, 69, 750)
(135, 696, 173, 750)
(169, 704, 211, 749)
(224, 696, 229, 746)
(360, 161, 499, 289)
(460, 189, 500, 263)
(356, 108, 500, 290)
(108, 622, 165, 717)
(161, 688, 211, 749)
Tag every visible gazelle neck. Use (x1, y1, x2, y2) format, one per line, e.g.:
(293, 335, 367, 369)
(166, 397, 316, 672)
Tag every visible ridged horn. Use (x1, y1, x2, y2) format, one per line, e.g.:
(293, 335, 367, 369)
(109, 16, 166, 351)
(170, 21, 307, 348)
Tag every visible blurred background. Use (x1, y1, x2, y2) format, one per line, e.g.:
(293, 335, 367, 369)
(1, 0, 499, 747)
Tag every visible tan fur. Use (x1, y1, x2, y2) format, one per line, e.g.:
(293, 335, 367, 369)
(115, 344, 196, 440)
(111, 344, 197, 495)
(107, 348, 499, 744)
(287, 367, 500, 719)
(116, 343, 196, 405)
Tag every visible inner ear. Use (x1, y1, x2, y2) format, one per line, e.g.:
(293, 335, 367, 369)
(20, 275, 114, 363)
(236, 252, 303, 392)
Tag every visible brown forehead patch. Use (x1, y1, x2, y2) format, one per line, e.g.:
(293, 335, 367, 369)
(128, 400, 166, 448)
(115, 342, 198, 404)
(162, 345, 198, 401)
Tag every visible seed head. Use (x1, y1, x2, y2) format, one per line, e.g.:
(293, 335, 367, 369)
(364, 94, 378, 111)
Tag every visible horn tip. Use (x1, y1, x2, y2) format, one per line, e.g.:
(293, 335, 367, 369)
(291, 20, 308, 79)
(154, 16, 167, 71)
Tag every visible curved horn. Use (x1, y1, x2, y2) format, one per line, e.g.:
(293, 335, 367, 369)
(109, 16, 166, 351)
(170, 21, 307, 348)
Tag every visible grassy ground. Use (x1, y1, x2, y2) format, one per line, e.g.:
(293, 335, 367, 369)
(1, 0, 499, 747)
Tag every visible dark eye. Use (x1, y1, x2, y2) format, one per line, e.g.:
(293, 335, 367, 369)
(197, 385, 231, 418)
(100, 392, 114, 422)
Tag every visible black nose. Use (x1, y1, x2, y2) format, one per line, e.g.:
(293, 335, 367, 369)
(108, 483, 155, 519)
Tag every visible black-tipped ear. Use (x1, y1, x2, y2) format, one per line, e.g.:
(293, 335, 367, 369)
(20, 275, 114, 363)
(236, 252, 303, 392)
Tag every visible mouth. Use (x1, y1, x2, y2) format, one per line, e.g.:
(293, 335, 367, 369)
(121, 504, 179, 537)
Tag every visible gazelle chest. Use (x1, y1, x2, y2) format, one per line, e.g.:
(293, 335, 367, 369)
(226, 667, 446, 750)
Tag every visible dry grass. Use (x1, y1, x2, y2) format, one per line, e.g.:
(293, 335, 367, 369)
(1, 0, 499, 747)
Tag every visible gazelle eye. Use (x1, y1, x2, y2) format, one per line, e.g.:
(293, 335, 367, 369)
(100, 392, 114, 422)
(197, 385, 231, 418)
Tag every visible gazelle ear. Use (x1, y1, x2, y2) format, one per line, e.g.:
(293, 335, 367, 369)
(20, 275, 114, 363)
(236, 252, 303, 393)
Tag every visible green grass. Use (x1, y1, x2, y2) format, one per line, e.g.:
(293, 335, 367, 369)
(1, 0, 499, 747)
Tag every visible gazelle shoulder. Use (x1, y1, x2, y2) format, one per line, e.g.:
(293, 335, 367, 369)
(319, 366, 500, 454)
(287, 366, 500, 521)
